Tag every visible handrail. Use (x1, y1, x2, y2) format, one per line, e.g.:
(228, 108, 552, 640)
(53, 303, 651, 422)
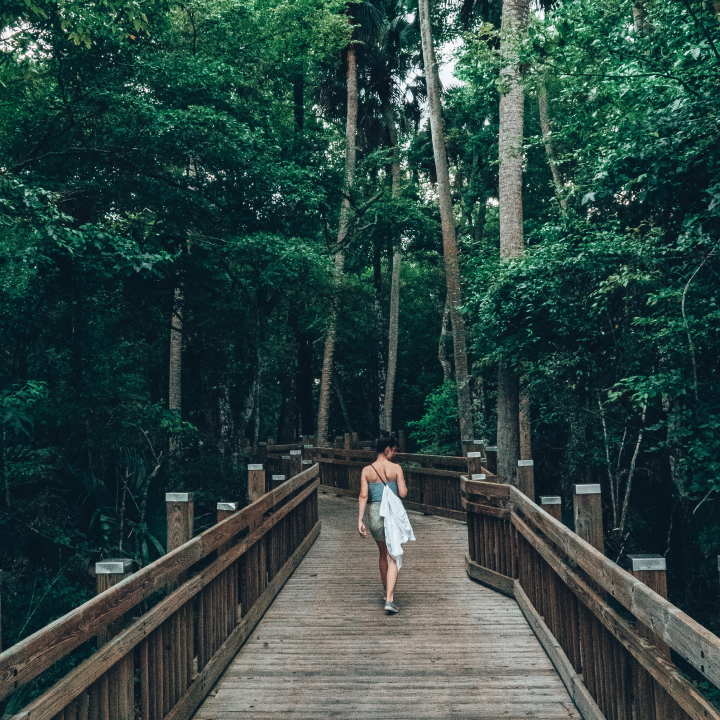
(462, 477, 720, 720)
(1, 463, 321, 720)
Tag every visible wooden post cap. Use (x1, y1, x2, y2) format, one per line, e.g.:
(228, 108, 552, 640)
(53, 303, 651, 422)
(95, 559, 133, 575)
(362, 446, 372, 451)
(303, 444, 314, 449)
(248, 464, 263, 471)
(165, 492, 194, 502)
(302, 459, 312, 465)
(258, 441, 267, 446)
(574, 484, 601, 495)
(540, 496, 562, 505)
(282, 454, 291, 459)
(290, 450, 301, 456)
(467, 452, 483, 458)
(272, 475, 286, 481)
(471, 474, 486, 480)
(518, 459, 534, 467)
(485, 446, 498, 452)
(627, 554, 666, 571)
(216, 502, 238, 511)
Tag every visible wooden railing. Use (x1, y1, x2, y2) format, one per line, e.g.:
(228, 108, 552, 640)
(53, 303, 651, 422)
(0, 464, 321, 720)
(308, 447, 474, 521)
(462, 476, 720, 720)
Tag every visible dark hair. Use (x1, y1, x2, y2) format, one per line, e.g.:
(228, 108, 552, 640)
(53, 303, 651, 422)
(375, 434, 397, 455)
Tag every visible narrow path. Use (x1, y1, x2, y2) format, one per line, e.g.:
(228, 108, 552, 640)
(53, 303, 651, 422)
(193, 492, 581, 719)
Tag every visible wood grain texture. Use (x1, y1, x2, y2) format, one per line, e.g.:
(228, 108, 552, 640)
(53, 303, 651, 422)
(514, 582, 604, 720)
(465, 556, 515, 596)
(511, 511, 720, 720)
(509, 486, 720, 691)
(192, 494, 581, 720)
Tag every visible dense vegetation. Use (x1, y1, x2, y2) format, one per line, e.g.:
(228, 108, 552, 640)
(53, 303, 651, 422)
(1, 0, 720, 696)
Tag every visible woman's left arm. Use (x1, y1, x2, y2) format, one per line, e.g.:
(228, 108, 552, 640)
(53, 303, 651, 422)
(395, 464, 407, 498)
(358, 470, 369, 537)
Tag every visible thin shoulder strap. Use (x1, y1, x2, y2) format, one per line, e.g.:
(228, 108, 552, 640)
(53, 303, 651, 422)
(370, 463, 388, 486)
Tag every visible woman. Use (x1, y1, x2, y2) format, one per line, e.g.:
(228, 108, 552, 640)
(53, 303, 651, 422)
(358, 435, 407, 614)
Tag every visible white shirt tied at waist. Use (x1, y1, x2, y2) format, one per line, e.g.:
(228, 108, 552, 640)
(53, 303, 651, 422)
(379, 484, 415, 569)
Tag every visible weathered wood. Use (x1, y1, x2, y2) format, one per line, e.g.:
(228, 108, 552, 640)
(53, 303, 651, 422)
(161, 521, 321, 720)
(0, 465, 318, 718)
(510, 485, 720, 690)
(194, 494, 581, 720)
(517, 460, 535, 502)
(460, 478, 510, 499)
(540, 496, 562, 522)
(513, 581, 605, 720)
(247, 466, 265, 503)
(573, 485, 603, 554)
(465, 556, 515, 596)
(511, 510, 720, 720)
(461, 498, 510, 519)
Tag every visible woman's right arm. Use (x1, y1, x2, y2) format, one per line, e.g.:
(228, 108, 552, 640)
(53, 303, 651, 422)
(395, 464, 407, 498)
(358, 470, 368, 537)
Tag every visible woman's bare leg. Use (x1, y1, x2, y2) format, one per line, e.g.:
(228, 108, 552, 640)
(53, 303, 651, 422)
(376, 540, 388, 591)
(385, 553, 398, 602)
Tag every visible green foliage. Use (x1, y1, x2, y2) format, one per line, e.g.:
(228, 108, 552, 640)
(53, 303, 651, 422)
(408, 381, 461, 456)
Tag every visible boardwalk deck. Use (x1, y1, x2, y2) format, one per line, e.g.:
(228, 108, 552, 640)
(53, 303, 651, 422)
(193, 492, 581, 719)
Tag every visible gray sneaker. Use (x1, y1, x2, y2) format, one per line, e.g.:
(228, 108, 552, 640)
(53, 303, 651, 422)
(384, 601, 399, 614)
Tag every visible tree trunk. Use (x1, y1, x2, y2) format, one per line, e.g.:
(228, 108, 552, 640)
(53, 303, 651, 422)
(169, 286, 183, 464)
(438, 294, 452, 383)
(217, 378, 235, 459)
(374, 242, 386, 432)
(496, 0, 529, 485)
(333, 375, 354, 433)
(316, 44, 358, 445)
(382, 102, 402, 434)
(418, 0, 474, 442)
(519, 388, 532, 459)
(537, 83, 567, 212)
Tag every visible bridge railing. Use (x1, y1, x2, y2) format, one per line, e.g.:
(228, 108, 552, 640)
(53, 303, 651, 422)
(462, 476, 720, 720)
(308, 447, 473, 521)
(0, 463, 321, 720)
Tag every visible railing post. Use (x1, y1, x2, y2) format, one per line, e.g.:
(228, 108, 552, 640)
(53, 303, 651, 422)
(467, 452, 486, 479)
(289, 449, 302, 477)
(272, 474, 286, 489)
(628, 554, 670, 655)
(484, 445, 498, 475)
(217, 502, 238, 555)
(281, 454, 292, 478)
(95, 559, 135, 720)
(540, 495, 562, 522)
(166, 492, 195, 551)
(344, 433, 351, 452)
(351, 432, 359, 449)
(302, 444, 314, 461)
(397, 430, 406, 453)
(517, 459, 535, 501)
(573, 484, 603, 553)
(95, 559, 134, 647)
(248, 463, 266, 502)
(267, 437, 275, 446)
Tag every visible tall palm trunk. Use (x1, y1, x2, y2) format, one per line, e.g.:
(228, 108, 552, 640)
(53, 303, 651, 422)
(496, 0, 529, 485)
(538, 83, 567, 212)
(382, 102, 402, 434)
(168, 286, 183, 465)
(418, 0, 474, 442)
(316, 45, 358, 445)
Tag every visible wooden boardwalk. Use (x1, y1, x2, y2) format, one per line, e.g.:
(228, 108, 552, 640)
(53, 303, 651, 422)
(193, 492, 581, 719)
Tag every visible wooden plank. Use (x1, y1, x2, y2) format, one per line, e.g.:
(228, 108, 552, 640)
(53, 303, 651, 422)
(465, 556, 515, 597)
(194, 494, 582, 720)
(511, 510, 720, 720)
(9, 480, 320, 720)
(460, 478, 509, 499)
(461, 498, 511, 519)
(510, 485, 720, 690)
(513, 581, 606, 720)
(160, 521, 321, 720)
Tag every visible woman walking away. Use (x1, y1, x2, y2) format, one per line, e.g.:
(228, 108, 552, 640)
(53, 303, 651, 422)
(358, 435, 414, 614)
